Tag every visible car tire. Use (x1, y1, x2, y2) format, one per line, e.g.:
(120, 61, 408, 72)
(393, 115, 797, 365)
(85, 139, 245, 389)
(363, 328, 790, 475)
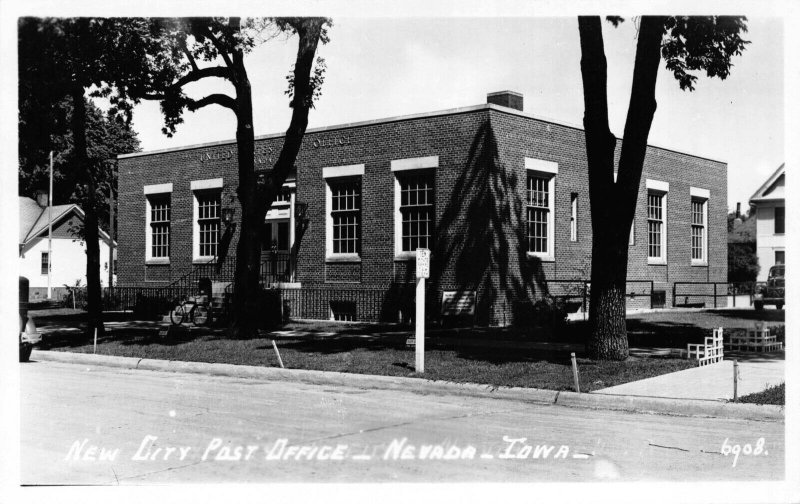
(754, 301, 764, 311)
(19, 343, 32, 362)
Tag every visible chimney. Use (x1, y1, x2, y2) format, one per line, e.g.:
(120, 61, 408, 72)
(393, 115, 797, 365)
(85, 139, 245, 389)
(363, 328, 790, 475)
(487, 91, 523, 112)
(736, 202, 741, 219)
(35, 190, 49, 208)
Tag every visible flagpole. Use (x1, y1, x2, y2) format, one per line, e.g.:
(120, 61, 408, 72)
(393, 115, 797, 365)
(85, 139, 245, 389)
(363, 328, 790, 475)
(47, 151, 53, 300)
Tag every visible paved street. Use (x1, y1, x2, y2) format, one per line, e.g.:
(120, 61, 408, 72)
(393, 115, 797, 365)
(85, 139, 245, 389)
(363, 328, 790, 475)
(20, 360, 784, 484)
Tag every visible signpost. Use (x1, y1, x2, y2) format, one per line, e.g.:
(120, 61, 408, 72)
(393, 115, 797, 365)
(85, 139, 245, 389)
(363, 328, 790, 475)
(415, 248, 430, 373)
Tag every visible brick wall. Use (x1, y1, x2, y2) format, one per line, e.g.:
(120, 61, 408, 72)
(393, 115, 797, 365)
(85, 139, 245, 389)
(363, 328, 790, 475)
(117, 105, 727, 323)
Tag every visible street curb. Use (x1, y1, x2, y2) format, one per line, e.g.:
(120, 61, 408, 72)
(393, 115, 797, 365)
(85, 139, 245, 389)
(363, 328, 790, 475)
(32, 350, 784, 422)
(557, 391, 784, 422)
(32, 350, 558, 405)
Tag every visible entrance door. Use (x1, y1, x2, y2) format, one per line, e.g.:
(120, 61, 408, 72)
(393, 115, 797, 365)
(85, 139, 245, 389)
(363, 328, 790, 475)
(263, 219, 292, 282)
(264, 220, 290, 253)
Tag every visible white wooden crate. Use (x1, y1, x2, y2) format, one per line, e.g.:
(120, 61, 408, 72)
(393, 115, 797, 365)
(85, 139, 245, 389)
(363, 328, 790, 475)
(726, 326, 783, 352)
(686, 327, 724, 366)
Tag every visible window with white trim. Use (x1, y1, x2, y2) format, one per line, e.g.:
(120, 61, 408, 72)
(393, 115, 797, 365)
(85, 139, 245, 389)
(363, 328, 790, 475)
(569, 193, 578, 242)
(399, 170, 434, 251)
(391, 156, 438, 258)
(330, 178, 361, 255)
(143, 183, 173, 264)
(691, 198, 707, 263)
(196, 192, 221, 258)
(149, 195, 171, 259)
(524, 158, 557, 260)
(527, 175, 551, 254)
(324, 164, 364, 260)
(647, 192, 665, 261)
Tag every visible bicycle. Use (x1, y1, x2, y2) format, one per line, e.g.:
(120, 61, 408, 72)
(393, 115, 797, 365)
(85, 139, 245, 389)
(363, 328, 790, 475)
(170, 295, 212, 327)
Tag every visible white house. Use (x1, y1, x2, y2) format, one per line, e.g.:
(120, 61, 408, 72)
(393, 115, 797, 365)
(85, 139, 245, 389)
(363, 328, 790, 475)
(19, 195, 115, 301)
(749, 163, 785, 281)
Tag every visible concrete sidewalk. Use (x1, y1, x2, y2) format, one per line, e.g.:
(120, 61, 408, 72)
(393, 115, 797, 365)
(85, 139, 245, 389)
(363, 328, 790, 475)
(594, 354, 785, 401)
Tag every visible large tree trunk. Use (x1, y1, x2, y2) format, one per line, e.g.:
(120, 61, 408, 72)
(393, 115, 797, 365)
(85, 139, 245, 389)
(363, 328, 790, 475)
(72, 88, 105, 339)
(228, 19, 325, 338)
(579, 16, 665, 360)
(228, 41, 262, 339)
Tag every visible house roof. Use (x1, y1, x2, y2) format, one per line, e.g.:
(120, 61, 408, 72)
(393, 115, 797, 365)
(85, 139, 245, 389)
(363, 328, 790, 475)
(749, 163, 785, 205)
(18, 196, 113, 245)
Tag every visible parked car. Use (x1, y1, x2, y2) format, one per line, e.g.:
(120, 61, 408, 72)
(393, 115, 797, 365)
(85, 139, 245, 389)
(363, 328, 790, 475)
(19, 276, 41, 362)
(754, 265, 785, 311)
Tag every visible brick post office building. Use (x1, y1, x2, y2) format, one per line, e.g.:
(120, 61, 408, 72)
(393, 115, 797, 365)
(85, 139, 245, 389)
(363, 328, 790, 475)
(116, 91, 728, 324)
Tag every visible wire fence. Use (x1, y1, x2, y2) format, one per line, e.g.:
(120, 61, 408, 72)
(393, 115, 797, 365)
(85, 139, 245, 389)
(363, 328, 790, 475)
(672, 281, 757, 308)
(94, 279, 757, 323)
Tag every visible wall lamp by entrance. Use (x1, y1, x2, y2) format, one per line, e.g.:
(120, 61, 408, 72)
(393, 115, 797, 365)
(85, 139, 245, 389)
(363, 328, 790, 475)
(221, 207, 236, 228)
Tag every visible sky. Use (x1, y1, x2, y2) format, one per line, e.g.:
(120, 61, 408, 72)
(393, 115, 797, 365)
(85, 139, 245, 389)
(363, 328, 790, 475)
(123, 16, 785, 213)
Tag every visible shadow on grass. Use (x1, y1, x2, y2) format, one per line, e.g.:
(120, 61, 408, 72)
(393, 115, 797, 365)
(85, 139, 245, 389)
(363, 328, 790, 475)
(626, 320, 706, 348)
(705, 309, 785, 322)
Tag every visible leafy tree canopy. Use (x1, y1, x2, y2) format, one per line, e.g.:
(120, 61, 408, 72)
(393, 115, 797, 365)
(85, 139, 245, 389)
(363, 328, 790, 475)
(127, 17, 330, 136)
(19, 98, 140, 234)
(606, 16, 750, 91)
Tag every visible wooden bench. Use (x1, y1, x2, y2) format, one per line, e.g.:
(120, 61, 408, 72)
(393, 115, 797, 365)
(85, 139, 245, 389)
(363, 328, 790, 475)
(726, 325, 783, 352)
(686, 327, 724, 366)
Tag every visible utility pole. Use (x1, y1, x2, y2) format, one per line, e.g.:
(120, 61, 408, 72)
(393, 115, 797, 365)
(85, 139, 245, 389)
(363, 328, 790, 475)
(47, 151, 53, 300)
(108, 183, 115, 294)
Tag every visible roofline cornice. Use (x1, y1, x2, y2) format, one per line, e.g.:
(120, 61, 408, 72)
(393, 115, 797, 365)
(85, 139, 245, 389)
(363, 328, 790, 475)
(118, 103, 726, 166)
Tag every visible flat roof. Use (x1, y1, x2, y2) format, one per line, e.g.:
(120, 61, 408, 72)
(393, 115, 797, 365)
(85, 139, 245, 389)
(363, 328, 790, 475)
(118, 102, 726, 166)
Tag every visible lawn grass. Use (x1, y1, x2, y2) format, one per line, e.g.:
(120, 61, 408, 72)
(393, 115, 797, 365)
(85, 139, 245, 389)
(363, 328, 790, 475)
(34, 306, 782, 392)
(40, 326, 694, 392)
(736, 383, 785, 406)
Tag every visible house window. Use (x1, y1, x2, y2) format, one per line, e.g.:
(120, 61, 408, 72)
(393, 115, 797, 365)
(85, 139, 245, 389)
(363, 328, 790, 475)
(524, 158, 557, 261)
(399, 171, 435, 251)
(391, 156, 439, 258)
(197, 193, 221, 258)
(149, 196, 171, 259)
(647, 192, 665, 261)
(323, 164, 364, 260)
(691, 199, 707, 263)
(527, 175, 550, 254)
(774, 206, 785, 234)
(143, 183, 173, 264)
(330, 178, 361, 255)
(41, 252, 49, 275)
(570, 193, 578, 242)
(775, 250, 785, 265)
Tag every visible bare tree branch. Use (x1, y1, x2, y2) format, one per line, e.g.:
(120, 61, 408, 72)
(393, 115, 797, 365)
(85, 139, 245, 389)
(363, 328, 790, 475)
(186, 93, 237, 112)
(174, 66, 231, 88)
(182, 47, 199, 72)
